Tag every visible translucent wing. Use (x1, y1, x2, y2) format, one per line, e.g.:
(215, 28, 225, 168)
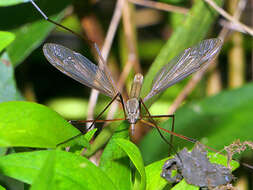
(43, 43, 117, 98)
(144, 38, 222, 102)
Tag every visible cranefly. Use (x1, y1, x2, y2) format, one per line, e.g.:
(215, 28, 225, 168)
(43, 39, 222, 145)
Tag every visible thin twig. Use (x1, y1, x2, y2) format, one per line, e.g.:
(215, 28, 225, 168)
(227, 0, 245, 89)
(128, 0, 189, 15)
(219, 19, 246, 34)
(168, 0, 246, 114)
(86, 0, 124, 128)
(204, 0, 253, 36)
(101, 0, 125, 60)
(122, 1, 141, 74)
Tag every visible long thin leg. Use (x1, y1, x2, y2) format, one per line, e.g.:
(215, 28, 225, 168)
(139, 99, 185, 156)
(139, 119, 196, 143)
(142, 114, 175, 154)
(169, 114, 175, 155)
(139, 99, 185, 164)
(57, 93, 122, 146)
(71, 94, 126, 126)
(142, 114, 174, 119)
(70, 118, 125, 134)
(70, 118, 125, 125)
(119, 94, 127, 118)
(87, 93, 123, 131)
(143, 114, 175, 146)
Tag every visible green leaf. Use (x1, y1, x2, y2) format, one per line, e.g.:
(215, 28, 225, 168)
(0, 31, 15, 52)
(0, 101, 89, 148)
(0, 150, 117, 190)
(0, 0, 29, 6)
(30, 151, 56, 190)
(99, 123, 131, 190)
(114, 138, 146, 190)
(0, 185, 5, 190)
(0, 52, 23, 102)
(145, 158, 170, 190)
(0, 0, 71, 66)
(140, 82, 253, 164)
